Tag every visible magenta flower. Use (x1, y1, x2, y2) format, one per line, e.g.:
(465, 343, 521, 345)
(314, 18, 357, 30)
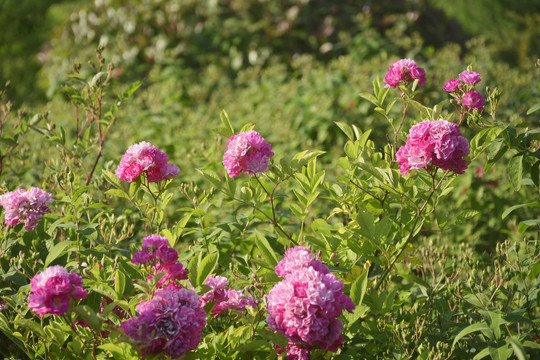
(200, 275, 256, 317)
(0, 187, 53, 231)
(28, 265, 88, 316)
(459, 71, 482, 86)
(222, 130, 274, 178)
(396, 120, 470, 175)
(383, 58, 426, 88)
(443, 79, 461, 92)
(267, 247, 355, 358)
(130, 235, 188, 288)
(115, 141, 180, 183)
(121, 283, 206, 359)
(462, 91, 485, 111)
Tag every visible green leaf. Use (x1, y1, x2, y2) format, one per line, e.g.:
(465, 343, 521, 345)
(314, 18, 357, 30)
(102, 170, 123, 189)
(197, 169, 222, 188)
(335, 122, 354, 140)
(358, 92, 379, 106)
(122, 80, 142, 99)
(508, 155, 524, 191)
(509, 337, 527, 360)
(452, 323, 490, 347)
(254, 232, 279, 268)
(529, 258, 540, 280)
(501, 202, 540, 219)
(220, 110, 235, 137)
(73, 305, 102, 333)
(526, 102, 540, 115)
(45, 241, 76, 267)
(15, 319, 46, 338)
(105, 188, 129, 200)
(197, 252, 219, 287)
(518, 219, 540, 234)
(350, 270, 368, 306)
(456, 210, 480, 224)
(114, 270, 126, 298)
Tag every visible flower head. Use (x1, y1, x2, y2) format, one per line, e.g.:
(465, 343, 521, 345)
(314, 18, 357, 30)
(383, 58, 426, 88)
(121, 283, 206, 359)
(267, 247, 354, 357)
(443, 79, 461, 92)
(0, 187, 53, 231)
(222, 130, 274, 178)
(200, 275, 256, 317)
(462, 91, 485, 111)
(28, 265, 88, 316)
(396, 120, 470, 175)
(115, 141, 179, 183)
(459, 71, 482, 86)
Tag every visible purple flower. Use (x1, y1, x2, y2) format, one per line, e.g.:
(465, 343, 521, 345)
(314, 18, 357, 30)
(222, 130, 274, 178)
(28, 266, 88, 316)
(383, 58, 426, 88)
(115, 141, 179, 183)
(142, 235, 169, 250)
(396, 120, 470, 175)
(200, 275, 256, 317)
(121, 283, 206, 359)
(443, 78, 461, 92)
(462, 91, 485, 111)
(0, 187, 53, 231)
(459, 71, 482, 86)
(267, 247, 354, 357)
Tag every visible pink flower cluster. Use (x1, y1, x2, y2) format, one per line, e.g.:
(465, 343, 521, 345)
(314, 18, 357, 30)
(223, 130, 274, 178)
(115, 141, 180, 183)
(131, 235, 188, 288)
(121, 283, 206, 359)
(0, 187, 53, 231)
(267, 247, 355, 359)
(200, 275, 256, 317)
(443, 70, 485, 111)
(28, 265, 88, 317)
(383, 58, 426, 89)
(396, 120, 470, 175)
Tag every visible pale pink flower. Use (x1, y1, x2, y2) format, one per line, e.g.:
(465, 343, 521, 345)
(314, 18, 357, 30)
(115, 141, 180, 183)
(383, 58, 426, 88)
(0, 187, 53, 231)
(396, 120, 470, 175)
(267, 247, 354, 357)
(200, 275, 256, 317)
(121, 283, 206, 359)
(28, 265, 88, 316)
(223, 130, 274, 178)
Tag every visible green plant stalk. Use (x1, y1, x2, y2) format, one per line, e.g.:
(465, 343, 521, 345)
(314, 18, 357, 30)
(374, 169, 449, 291)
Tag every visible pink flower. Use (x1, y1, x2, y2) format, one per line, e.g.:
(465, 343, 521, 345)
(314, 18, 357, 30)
(443, 78, 461, 92)
(200, 275, 256, 317)
(275, 246, 329, 277)
(131, 235, 188, 288)
(267, 247, 354, 357)
(459, 71, 482, 86)
(121, 283, 206, 359)
(383, 58, 426, 88)
(0, 187, 53, 231)
(28, 265, 88, 316)
(222, 130, 274, 178)
(396, 120, 470, 175)
(115, 141, 180, 183)
(462, 91, 485, 111)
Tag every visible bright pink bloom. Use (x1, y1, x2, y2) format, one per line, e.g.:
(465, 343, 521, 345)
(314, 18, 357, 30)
(142, 234, 169, 249)
(267, 247, 354, 357)
(0, 187, 53, 231)
(383, 58, 426, 88)
(396, 120, 470, 175)
(443, 79, 461, 92)
(462, 91, 485, 111)
(222, 130, 274, 178)
(275, 246, 329, 277)
(121, 283, 206, 359)
(115, 141, 180, 183)
(28, 265, 88, 316)
(287, 344, 311, 360)
(200, 275, 256, 317)
(459, 71, 482, 86)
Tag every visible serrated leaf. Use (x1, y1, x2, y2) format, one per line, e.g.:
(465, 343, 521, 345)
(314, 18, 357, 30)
(359, 92, 379, 106)
(456, 210, 480, 224)
(254, 232, 279, 268)
(508, 155, 524, 191)
(452, 323, 489, 347)
(105, 188, 129, 200)
(45, 241, 76, 267)
(220, 110, 235, 137)
(197, 252, 219, 287)
(114, 270, 126, 298)
(73, 305, 102, 333)
(102, 170, 123, 189)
